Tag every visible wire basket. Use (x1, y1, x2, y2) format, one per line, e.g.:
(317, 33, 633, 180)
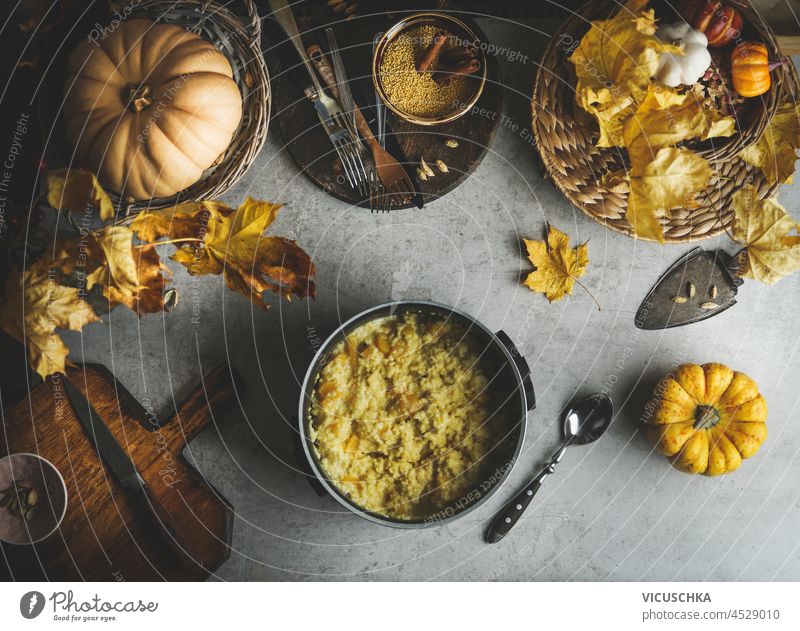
(531, 0, 798, 242)
(39, 0, 270, 216)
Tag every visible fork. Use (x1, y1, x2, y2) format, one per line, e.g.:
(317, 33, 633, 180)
(268, 0, 358, 142)
(325, 28, 361, 150)
(308, 45, 413, 210)
(305, 86, 370, 197)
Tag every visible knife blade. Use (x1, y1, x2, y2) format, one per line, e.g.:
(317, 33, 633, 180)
(63, 379, 145, 490)
(635, 248, 743, 330)
(63, 378, 195, 567)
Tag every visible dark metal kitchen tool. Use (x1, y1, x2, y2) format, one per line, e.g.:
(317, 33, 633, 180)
(635, 248, 744, 330)
(486, 393, 613, 544)
(63, 378, 195, 567)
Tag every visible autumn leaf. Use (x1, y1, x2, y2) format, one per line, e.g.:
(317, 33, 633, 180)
(627, 147, 712, 242)
(524, 224, 597, 308)
(623, 87, 735, 165)
(46, 168, 115, 221)
(86, 227, 141, 297)
(104, 245, 170, 313)
(740, 98, 800, 185)
(85, 227, 170, 314)
(569, 0, 681, 147)
(132, 198, 316, 308)
(0, 267, 100, 378)
(731, 187, 800, 284)
(33, 227, 169, 315)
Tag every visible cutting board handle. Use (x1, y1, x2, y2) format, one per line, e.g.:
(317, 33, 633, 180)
(159, 364, 243, 446)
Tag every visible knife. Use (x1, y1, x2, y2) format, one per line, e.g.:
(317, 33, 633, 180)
(635, 247, 744, 329)
(63, 378, 195, 567)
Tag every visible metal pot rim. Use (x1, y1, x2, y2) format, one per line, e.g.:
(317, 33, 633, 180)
(297, 300, 529, 529)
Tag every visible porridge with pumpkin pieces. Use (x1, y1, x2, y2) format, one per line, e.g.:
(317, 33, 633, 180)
(309, 312, 509, 520)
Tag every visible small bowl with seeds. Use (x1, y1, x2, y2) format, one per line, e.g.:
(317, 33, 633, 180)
(373, 13, 487, 126)
(0, 453, 67, 545)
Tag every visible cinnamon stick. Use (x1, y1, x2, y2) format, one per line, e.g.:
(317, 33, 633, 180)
(439, 44, 477, 65)
(416, 30, 447, 74)
(433, 57, 481, 84)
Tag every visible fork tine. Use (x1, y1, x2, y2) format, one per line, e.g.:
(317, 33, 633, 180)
(381, 184, 390, 212)
(352, 147, 369, 198)
(332, 139, 357, 191)
(368, 169, 376, 211)
(347, 151, 364, 198)
(373, 171, 382, 212)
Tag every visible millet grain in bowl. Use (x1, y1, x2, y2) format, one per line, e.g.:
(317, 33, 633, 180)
(309, 312, 511, 520)
(378, 25, 476, 119)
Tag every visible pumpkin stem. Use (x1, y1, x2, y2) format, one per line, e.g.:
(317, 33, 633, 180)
(128, 84, 153, 112)
(694, 404, 721, 430)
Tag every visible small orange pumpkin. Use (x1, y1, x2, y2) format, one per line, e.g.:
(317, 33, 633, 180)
(731, 41, 774, 98)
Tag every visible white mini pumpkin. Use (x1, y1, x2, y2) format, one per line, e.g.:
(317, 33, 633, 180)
(655, 22, 711, 88)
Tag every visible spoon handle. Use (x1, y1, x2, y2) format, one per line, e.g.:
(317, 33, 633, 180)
(485, 443, 568, 544)
(485, 478, 544, 543)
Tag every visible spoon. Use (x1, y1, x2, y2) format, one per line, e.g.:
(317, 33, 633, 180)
(486, 393, 614, 544)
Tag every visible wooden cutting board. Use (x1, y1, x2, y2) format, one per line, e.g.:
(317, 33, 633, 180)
(0, 363, 237, 581)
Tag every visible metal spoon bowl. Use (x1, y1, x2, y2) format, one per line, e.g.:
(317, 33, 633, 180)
(486, 393, 613, 544)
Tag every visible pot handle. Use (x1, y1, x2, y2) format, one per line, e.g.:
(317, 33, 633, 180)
(495, 330, 536, 411)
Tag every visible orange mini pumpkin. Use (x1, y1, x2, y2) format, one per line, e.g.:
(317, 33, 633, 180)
(645, 363, 767, 476)
(731, 41, 773, 98)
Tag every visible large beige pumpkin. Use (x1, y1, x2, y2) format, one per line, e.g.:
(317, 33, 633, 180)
(64, 19, 243, 201)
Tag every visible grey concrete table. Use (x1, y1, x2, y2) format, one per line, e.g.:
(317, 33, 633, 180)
(65, 19, 800, 581)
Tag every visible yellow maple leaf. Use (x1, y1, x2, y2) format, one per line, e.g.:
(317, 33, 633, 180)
(87, 227, 171, 314)
(524, 224, 596, 308)
(46, 168, 115, 221)
(132, 198, 316, 308)
(569, 0, 681, 147)
(623, 87, 735, 165)
(627, 147, 712, 242)
(731, 187, 800, 284)
(740, 98, 800, 185)
(86, 226, 142, 297)
(104, 245, 170, 314)
(0, 268, 100, 378)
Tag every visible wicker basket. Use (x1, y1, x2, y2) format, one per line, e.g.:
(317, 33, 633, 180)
(40, 0, 270, 216)
(532, 0, 798, 242)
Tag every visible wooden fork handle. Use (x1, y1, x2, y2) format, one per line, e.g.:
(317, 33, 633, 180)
(307, 44, 378, 148)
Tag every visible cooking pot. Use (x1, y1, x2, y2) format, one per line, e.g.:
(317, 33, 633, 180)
(297, 300, 534, 528)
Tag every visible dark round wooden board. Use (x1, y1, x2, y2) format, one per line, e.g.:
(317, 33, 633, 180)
(262, 6, 502, 210)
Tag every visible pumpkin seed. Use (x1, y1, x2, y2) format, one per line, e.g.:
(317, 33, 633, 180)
(671, 295, 688, 303)
(700, 301, 718, 310)
(26, 489, 38, 507)
(710, 285, 718, 299)
(24, 507, 37, 522)
(435, 159, 448, 173)
(416, 167, 428, 181)
(687, 282, 696, 298)
(420, 157, 435, 177)
(444, 138, 459, 148)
